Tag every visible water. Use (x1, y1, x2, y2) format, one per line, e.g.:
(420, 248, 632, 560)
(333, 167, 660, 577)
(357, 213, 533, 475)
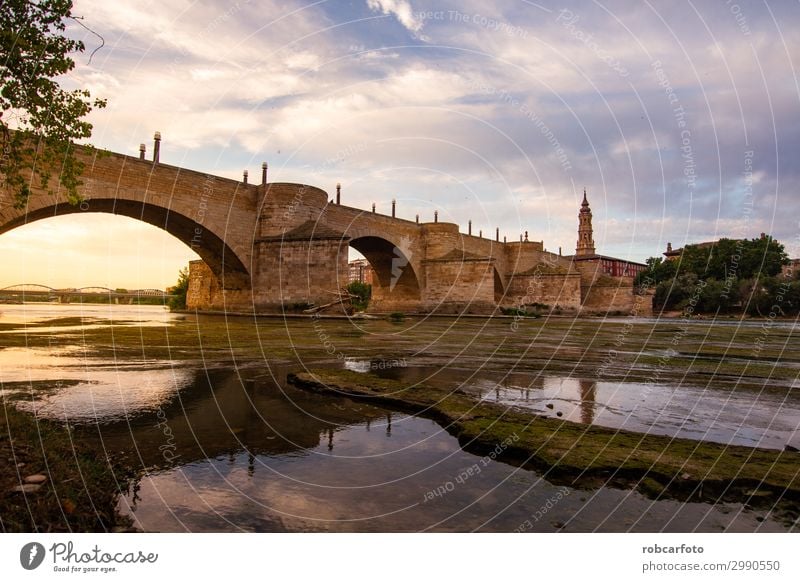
(364, 365, 800, 450)
(0, 302, 174, 329)
(1, 304, 798, 532)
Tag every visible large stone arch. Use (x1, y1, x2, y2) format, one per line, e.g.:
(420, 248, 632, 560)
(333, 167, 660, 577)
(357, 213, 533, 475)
(0, 198, 251, 289)
(347, 235, 422, 311)
(0, 148, 257, 289)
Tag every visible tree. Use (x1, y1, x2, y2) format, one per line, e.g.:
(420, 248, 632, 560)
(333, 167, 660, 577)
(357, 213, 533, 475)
(738, 236, 788, 278)
(167, 267, 189, 311)
(636, 256, 677, 286)
(346, 281, 371, 311)
(1, 0, 106, 208)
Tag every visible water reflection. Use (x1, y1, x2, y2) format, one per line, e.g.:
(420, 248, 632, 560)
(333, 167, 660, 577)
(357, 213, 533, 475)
(2, 353, 793, 532)
(364, 364, 800, 451)
(579, 379, 596, 425)
(101, 368, 789, 532)
(0, 303, 174, 327)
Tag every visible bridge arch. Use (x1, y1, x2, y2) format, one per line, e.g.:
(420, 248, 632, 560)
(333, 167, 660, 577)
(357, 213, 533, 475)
(347, 235, 422, 310)
(493, 267, 505, 304)
(0, 198, 250, 288)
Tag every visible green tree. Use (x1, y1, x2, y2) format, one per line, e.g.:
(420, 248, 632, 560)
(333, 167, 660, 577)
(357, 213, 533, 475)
(1, 0, 106, 208)
(346, 281, 371, 311)
(654, 273, 700, 311)
(167, 267, 189, 311)
(738, 236, 788, 278)
(675, 237, 787, 280)
(636, 256, 677, 286)
(697, 277, 739, 313)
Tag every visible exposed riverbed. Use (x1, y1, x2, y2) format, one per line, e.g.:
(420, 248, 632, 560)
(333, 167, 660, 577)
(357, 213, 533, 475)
(1, 303, 798, 531)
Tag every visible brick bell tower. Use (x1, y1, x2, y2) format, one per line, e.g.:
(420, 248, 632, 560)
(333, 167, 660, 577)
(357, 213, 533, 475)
(576, 188, 596, 256)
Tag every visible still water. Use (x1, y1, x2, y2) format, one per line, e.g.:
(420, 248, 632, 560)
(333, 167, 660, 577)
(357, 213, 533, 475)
(0, 304, 796, 532)
(363, 365, 800, 451)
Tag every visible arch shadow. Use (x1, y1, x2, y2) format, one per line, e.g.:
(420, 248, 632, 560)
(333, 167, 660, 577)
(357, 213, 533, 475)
(347, 236, 421, 308)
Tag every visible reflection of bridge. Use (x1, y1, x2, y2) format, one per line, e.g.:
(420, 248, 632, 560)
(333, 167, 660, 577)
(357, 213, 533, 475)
(0, 284, 172, 304)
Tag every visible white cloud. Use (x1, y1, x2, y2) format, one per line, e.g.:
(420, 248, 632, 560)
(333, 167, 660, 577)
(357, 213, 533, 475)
(366, 0, 423, 33)
(9, 0, 792, 288)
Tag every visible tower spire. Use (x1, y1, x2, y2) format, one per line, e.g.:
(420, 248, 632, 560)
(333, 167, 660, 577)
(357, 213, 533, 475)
(576, 188, 595, 256)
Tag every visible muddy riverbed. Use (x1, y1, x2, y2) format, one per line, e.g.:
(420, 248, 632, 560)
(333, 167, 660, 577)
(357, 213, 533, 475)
(1, 304, 798, 531)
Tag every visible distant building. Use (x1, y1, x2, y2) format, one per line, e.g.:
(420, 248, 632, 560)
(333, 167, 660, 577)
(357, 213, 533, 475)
(663, 240, 717, 261)
(565, 190, 647, 278)
(348, 259, 374, 285)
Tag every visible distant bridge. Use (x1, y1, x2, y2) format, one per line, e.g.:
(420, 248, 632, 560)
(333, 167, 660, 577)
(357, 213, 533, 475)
(0, 284, 173, 304)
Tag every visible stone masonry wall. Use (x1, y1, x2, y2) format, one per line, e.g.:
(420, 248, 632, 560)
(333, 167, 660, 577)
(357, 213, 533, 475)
(505, 272, 582, 310)
(422, 258, 496, 313)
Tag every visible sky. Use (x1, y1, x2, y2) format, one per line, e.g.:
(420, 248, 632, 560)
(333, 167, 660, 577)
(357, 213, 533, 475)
(2, 0, 799, 289)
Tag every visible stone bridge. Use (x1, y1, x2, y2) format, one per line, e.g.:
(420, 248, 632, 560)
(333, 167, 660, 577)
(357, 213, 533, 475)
(0, 141, 640, 314)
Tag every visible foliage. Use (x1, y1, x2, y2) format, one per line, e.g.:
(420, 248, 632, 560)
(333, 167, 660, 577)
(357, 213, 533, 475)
(643, 236, 794, 315)
(167, 266, 189, 311)
(346, 281, 371, 311)
(501, 304, 547, 317)
(740, 276, 800, 317)
(1, 0, 107, 208)
(635, 256, 676, 287)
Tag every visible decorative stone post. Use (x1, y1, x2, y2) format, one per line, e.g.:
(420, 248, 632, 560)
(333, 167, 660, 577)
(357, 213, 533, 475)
(153, 131, 161, 163)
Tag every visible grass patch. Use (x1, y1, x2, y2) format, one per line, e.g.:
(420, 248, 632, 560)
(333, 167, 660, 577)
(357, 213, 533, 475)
(0, 402, 135, 532)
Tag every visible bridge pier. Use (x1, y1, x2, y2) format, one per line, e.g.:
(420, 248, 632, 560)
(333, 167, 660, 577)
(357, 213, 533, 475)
(253, 226, 349, 311)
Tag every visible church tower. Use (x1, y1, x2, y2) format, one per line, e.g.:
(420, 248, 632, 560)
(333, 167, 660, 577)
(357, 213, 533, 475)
(576, 188, 596, 256)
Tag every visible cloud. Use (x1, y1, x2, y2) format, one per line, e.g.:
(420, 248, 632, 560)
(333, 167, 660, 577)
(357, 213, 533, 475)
(366, 0, 423, 33)
(8, 0, 794, 287)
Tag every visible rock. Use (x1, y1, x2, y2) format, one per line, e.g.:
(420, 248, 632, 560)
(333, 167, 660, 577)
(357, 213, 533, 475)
(23, 474, 47, 484)
(351, 313, 378, 320)
(545, 404, 554, 410)
(12, 484, 42, 494)
(552, 520, 566, 529)
(785, 444, 799, 452)
(556, 411, 563, 417)
(681, 473, 691, 480)
(745, 489, 772, 498)
(62, 498, 77, 514)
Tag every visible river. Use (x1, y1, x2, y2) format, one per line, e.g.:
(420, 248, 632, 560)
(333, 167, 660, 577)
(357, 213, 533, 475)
(1, 303, 797, 532)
